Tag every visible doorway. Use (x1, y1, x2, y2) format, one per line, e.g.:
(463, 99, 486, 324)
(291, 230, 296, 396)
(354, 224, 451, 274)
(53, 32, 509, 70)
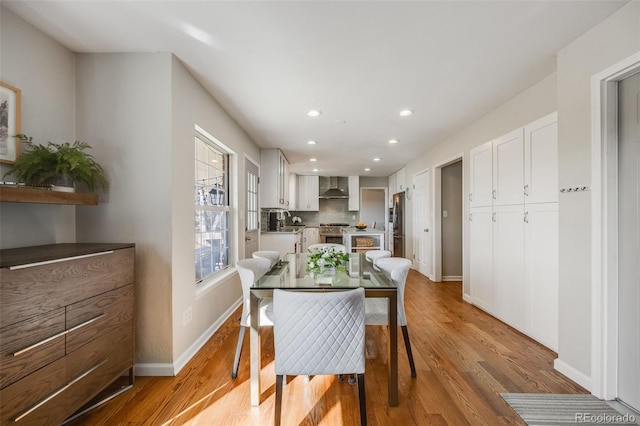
(360, 187, 387, 231)
(440, 160, 463, 281)
(592, 52, 640, 407)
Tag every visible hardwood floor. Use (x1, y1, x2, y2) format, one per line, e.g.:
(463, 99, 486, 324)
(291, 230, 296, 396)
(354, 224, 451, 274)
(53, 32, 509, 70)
(69, 271, 586, 425)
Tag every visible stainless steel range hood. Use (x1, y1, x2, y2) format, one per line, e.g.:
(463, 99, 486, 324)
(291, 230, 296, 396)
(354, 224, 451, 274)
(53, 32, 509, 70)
(319, 176, 349, 199)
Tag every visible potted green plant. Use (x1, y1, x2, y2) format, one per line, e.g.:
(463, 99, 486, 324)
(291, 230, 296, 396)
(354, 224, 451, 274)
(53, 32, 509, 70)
(2, 134, 108, 192)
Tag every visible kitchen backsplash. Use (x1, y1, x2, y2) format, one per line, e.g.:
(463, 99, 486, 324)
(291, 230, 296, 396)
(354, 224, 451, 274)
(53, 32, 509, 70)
(260, 198, 359, 230)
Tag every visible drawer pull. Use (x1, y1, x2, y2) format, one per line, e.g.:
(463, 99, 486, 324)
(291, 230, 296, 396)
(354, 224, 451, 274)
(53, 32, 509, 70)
(9, 251, 114, 270)
(14, 360, 107, 422)
(13, 313, 106, 357)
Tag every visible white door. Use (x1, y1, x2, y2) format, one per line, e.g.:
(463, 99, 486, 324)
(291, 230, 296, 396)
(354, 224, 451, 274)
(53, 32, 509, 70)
(469, 141, 493, 208)
(493, 128, 524, 206)
(493, 204, 526, 330)
(617, 71, 640, 411)
(413, 170, 432, 278)
(244, 158, 259, 258)
(524, 113, 558, 204)
(469, 206, 493, 312)
(525, 202, 559, 350)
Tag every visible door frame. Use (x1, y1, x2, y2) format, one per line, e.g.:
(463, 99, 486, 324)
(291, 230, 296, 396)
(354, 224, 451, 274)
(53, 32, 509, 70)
(244, 153, 261, 259)
(591, 51, 640, 400)
(433, 153, 465, 283)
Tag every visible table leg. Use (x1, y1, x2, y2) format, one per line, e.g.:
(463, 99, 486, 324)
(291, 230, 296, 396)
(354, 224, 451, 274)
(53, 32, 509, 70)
(388, 292, 398, 406)
(250, 291, 261, 406)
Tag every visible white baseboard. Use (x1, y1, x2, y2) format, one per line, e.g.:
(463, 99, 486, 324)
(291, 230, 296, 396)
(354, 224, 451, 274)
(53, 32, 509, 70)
(135, 298, 243, 377)
(554, 357, 592, 391)
(462, 293, 473, 304)
(442, 275, 462, 282)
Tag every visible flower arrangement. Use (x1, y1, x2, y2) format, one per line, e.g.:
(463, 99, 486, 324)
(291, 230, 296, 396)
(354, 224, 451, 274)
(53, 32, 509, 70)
(306, 246, 349, 275)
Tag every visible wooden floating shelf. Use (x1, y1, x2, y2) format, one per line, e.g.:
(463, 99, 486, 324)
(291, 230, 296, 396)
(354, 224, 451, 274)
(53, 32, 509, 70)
(0, 186, 98, 205)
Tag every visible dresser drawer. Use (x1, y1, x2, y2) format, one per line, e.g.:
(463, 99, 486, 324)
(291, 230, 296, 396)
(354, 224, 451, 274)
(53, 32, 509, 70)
(0, 308, 66, 389)
(0, 247, 134, 327)
(66, 285, 134, 354)
(65, 323, 134, 415)
(0, 356, 68, 425)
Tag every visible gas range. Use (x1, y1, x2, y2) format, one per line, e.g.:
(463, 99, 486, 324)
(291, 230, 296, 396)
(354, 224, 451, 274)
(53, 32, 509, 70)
(319, 223, 350, 236)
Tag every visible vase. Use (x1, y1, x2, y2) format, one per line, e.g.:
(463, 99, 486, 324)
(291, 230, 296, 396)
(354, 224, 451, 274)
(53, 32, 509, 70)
(51, 175, 75, 192)
(313, 267, 337, 285)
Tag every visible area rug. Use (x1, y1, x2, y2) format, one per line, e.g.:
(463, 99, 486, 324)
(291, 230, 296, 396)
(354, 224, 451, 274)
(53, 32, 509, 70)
(501, 393, 639, 425)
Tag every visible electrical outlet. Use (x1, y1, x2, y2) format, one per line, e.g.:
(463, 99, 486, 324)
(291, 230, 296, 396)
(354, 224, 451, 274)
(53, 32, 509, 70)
(183, 307, 193, 325)
(443, 210, 448, 218)
(352, 215, 356, 219)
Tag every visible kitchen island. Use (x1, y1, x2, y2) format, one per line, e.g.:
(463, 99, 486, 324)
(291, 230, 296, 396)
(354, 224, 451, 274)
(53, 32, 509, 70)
(260, 226, 304, 257)
(342, 227, 385, 253)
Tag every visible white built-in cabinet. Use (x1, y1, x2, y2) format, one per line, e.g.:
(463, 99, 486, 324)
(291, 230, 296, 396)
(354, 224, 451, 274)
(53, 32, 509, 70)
(289, 174, 298, 210)
(468, 112, 558, 350)
(260, 149, 290, 209)
(387, 167, 406, 207)
(302, 227, 320, 252)
(297, 175, 319, 211)
(348, 176, 359, 211)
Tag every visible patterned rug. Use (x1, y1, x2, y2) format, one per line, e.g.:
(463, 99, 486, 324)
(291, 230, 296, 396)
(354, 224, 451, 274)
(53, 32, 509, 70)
(501, 393, 639, 425)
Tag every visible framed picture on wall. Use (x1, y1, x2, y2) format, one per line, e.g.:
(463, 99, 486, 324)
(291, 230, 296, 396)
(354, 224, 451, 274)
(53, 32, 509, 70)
(0, 81, 22, 164)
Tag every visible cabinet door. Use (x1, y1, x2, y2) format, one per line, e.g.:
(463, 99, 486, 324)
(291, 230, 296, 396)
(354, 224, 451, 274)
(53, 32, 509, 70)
(289, 174, 298, 210)
(525, 202, 558, 350)
(396, 168, 406, 192)
(297, 176, 319, 211)
(348, 176, 359, 211)
(388, 173, 397, 208)
(469, 141, 493, 207)
(492, 204, 525, 330)
(493, 128, 524, 206)
(524, 112, 558, 204)
(469, 207, 493, 312)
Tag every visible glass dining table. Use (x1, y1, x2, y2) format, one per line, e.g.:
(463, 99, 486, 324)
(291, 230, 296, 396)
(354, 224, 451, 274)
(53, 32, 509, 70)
(249, 252, 399, 407)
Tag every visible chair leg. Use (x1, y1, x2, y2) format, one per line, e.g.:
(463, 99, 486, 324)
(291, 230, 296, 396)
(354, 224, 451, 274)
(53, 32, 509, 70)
(401, 325, 417, 378)
(357, 373, 367, 426)
(275, 374, 284, 426)
(231, 326, 245, 378)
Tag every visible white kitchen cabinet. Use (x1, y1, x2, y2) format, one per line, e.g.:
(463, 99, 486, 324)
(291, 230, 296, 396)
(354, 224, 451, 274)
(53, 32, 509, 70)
(469, 207, 493, 312)
(469, 141, 493, 208)
(388, 173, 397, 208)
(297, 175, 319, 211)
(524, 112, 558, 204)
(302, 227, 319, 252)
(492, 204, 526, 331)
(525, 202, 559, 350)
(348, 176, 359, 211)
(396, 168, 406, 192)
(260, 231, 301, 258)
(289, 174, 298, 210)
(493, 128, 524, 206)
(260, 149, 290, 209)
(343, 228, 385, 253)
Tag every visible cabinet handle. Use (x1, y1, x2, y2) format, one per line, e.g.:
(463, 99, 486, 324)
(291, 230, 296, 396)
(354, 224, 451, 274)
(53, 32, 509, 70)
(13, 313, 105, 357)
(469, 193, 473, 202)
(13, 359, 107, 423)
(469, 213, 472, 222)
(524, 184, 529, 196)
(8, 251, 114, 270)
(524, 211, 529, 223)
(492, 190, 496, 200)
(492, 212, 496, 222)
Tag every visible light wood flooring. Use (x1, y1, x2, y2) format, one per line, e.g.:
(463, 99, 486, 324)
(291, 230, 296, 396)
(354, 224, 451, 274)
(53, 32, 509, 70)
(69, 271, 587, 425)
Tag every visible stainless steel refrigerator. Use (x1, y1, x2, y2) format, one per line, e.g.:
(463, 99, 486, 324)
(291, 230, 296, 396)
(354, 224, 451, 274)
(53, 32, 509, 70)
(392, 192, 405, 258)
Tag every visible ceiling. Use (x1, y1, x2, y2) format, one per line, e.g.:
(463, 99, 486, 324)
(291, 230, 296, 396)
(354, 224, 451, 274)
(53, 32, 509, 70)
(4, 1, 627, 177)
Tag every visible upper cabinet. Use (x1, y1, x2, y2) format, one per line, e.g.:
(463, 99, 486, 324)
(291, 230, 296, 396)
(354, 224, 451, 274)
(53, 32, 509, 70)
(469, 141, 493, 208)
(261, 149, 290, 209)
(387, 167, 406, 207)
(493, 128, 525, 206)
(348, 176, 359, 211)
(297, 175, 319, 211)
(524, 112, 558, 204)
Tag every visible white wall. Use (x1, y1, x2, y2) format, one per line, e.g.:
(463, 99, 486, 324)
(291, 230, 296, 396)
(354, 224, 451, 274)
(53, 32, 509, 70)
(0, 7, 76, 248)
(555, 1, 640, 385)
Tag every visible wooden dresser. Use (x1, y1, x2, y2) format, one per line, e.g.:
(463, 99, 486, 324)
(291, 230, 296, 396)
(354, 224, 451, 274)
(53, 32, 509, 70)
(0, 243, 135, 425)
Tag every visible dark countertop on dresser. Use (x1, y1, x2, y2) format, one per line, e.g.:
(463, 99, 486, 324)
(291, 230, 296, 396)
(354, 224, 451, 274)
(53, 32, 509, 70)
(0, 243, 135, 268)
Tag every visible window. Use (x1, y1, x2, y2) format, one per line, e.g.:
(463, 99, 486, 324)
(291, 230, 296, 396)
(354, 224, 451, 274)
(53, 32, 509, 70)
(195, 133, 230, 282)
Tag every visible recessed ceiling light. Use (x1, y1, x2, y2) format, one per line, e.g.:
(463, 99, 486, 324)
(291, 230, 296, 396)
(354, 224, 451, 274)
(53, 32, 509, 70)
(307, 140, 317, 145)
(312, 168, 319, 172)
(399, 110, 413, 117)
(307, 110, 322, 117)
(388, 139, 399, 144)
(364, 168, 371, 172)
(310, 158, 317, 162)
(373, 157, 381, 162)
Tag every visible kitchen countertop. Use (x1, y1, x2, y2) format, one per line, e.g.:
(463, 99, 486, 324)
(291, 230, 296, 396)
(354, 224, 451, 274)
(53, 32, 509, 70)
(261, 226, 305, 234)
(343, 227, 385, 234)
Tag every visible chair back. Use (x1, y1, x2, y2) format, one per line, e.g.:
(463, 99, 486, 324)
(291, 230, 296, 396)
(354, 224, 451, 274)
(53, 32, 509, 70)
(236, 257, 273, 324)
(273, 288, 365, 376)
(307, 243, 347, 253)
(374, 257, 412, 326)
(252, 250, 280, 267)
(365, 250, 391, 264)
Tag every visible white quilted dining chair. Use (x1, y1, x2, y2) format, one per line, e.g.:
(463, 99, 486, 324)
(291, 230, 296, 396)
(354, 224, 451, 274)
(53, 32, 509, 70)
(273, 288, 367, 426)
(307, 243, 347, 253)
(364, 250, 391, 267)
(252, 250, 280, 267)
(365, 257, 417, 378)
(232, 257, 274, 379)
